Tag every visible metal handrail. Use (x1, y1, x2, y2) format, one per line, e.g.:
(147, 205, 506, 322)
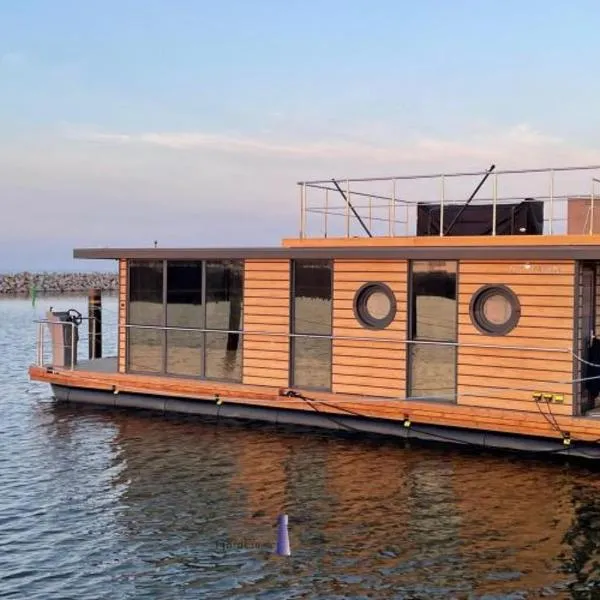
(306, 193, 587, 207)
(33, 314, 581, 374)
(35, 319, 77, 370)
(297, 165, 600, 239)
(36, 321, 592, 403)
(34, 315, 107, 368)
(591, 178, 600, 234)
(299, 164, 600, 185)
(123, 323, 570, 354)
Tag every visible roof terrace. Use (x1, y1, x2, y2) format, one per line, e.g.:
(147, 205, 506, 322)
(296, 165, 600, 239)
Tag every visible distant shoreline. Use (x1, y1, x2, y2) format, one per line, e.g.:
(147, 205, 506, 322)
(0, 272, 118, 295)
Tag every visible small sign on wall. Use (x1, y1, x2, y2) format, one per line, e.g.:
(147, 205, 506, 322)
(508, 263, 569, 274)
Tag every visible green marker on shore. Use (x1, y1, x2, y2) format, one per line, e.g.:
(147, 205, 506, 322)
(30, 284, 37, 308)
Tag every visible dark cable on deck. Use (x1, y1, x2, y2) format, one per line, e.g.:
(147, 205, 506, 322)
(283, 389, 599, 458)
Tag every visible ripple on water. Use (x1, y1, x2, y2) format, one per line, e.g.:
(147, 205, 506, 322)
(2, 296, 600, 598)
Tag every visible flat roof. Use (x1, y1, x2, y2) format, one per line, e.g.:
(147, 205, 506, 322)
(74, 244, 600, 261)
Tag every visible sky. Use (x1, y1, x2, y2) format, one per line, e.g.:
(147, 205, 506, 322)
(1, 0, 600, 271)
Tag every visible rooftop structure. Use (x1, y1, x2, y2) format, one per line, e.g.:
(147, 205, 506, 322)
(297, 164, 600, 239)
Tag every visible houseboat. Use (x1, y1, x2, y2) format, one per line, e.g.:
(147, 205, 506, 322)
(28, 164, 600, 460)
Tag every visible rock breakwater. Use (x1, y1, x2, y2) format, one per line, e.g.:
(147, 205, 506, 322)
(0, 272, 118, 295)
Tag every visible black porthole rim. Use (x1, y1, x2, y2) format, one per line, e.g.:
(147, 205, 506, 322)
(353, 282, 397, 330)
(469, 284, 521, 336)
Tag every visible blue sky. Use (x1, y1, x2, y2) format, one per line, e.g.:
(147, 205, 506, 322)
(1, 0, 600, 270)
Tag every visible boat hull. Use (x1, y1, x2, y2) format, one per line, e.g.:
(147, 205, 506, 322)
(50, 384, 600, 461)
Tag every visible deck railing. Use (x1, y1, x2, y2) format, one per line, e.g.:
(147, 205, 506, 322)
(34, 316, 103, 370)
(297, 165, 600, 239)
(34, 321, 580, 367)
(119, 323, 572, 353)
(35, 319, 77, 369)
(590, 177, 600, 235)
(33, 321, 584, 402)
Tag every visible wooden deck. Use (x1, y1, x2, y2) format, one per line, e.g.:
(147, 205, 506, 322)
(28, 362, 600, 445)
(75, 357, 118, 373)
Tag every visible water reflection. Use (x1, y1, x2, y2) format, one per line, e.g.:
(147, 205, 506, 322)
(3, 296, 600, 598)
(559, 479, 600, 597)
(36, 402, 600, 598)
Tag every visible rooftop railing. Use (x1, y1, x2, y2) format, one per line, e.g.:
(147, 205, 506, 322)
(296, 165, 600, 239)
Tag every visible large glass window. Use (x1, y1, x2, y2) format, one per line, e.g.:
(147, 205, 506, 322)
(165, 262, 204, 377)
(128, 328, 164, 373)
(205, 261, 243, 380)
(205, 332, 242, 381)
(291, 260, 332, 389)
(166, 329, 204, 377)
(129, 260, 164, 326)
(206, 260, 244, 331)
(128, 261, 165, 374)
(126, 259, 243, 381)
(408, 260, 457, 401)
(166, 262, 203, 328)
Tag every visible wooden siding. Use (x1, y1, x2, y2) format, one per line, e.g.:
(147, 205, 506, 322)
(457, 260, 575, 414)
(242, 259, 290, 387)
(118, 258, 127, 373)
(332, 260, 407, 397)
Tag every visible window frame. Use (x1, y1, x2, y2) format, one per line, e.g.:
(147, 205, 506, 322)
(407, 260, 458, 402)
(353, 282, 397, 330)
(126, 259, 244, 382)
(126, 259, 168, 375)
(469, 284, 521, 336)
(289, 258, 333, 391)
(127, 259, 166, 326)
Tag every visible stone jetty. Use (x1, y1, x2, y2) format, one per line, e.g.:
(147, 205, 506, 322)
(0, 272, 118, 295)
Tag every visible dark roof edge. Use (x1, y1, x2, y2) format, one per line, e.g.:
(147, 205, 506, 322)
(74, 245, 600, 261)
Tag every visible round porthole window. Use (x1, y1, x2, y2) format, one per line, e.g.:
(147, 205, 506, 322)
(354, 282, 396, 329)
(470, 285, 521, 335)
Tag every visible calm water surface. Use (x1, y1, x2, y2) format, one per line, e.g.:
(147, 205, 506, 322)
(2, 296, 600, 599)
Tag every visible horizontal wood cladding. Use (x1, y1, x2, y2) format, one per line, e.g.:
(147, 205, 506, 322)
(242, 260, 290, 387)
(118, 259, 127, 373)
(332, 260, 407, 397)
(457, 260, 575, 412)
